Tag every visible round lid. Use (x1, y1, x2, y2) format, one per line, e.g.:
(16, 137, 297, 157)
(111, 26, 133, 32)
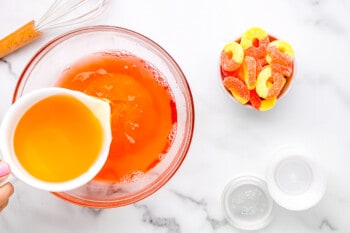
(222, 175, 274, 231)
(266, 147, 326, 211)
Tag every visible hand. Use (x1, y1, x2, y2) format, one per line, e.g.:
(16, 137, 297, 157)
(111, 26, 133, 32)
(0, 161, 14, 212)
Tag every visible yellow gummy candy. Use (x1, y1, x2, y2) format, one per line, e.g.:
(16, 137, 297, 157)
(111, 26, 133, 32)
(240, 27, 268, 50)
(223, 41, 244, 63)
(259, 97, 277, 111)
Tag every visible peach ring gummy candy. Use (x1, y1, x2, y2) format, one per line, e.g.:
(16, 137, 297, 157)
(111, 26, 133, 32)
(242, 56, 257, 90)
(249, 89, 261, 110)
(249, 89, 277, 111)
(270, 62, 293, 78)
(240, 27, 270, 58)
(220, 41, 244, 72)
(266, 40, 294, 64)
(260, 96, 277, 111)
(256, 57, 268, 76)
(256, 66, 286, 99)
(223, 76, 250, 104)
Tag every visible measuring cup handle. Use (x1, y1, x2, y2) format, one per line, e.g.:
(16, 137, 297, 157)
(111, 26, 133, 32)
(0, 175, 16, 187)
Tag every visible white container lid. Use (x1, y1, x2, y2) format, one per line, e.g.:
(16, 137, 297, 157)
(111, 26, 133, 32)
(266, 146, 326, 211)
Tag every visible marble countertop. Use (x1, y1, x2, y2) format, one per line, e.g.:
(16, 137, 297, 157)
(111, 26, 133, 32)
(1, 0, 350, 232)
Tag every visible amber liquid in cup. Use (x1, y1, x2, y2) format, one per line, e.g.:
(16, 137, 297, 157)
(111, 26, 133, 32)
(14, 94, 104, 182)
(56, 51, 177, 183)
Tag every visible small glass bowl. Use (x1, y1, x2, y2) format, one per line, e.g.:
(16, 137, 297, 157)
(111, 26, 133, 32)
(222, 175, 274, 231)
(14, 26, 195, 208)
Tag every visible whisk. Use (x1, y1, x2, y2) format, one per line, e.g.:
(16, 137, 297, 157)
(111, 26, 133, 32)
(0, 0, 109, 58)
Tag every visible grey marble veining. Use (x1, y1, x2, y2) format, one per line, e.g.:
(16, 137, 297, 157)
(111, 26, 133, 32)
(171, 190, 228, 230)
(0, 59, 17, 78)
(319, 219, 336, 231)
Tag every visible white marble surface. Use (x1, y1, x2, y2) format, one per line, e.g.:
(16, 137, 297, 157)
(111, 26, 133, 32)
(1, 0, 350, 232)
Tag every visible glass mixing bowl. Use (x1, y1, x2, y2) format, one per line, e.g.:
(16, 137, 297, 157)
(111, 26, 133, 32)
(14, 26, 194, 208)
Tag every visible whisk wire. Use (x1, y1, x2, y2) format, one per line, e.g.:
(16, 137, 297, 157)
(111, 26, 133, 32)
(36, 0, 107, 31)
(38, 0, 61, 23)
(37, 0, 86, 30)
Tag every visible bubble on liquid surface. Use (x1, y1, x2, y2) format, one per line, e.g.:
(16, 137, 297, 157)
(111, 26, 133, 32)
(143, 62, 169, 88)
(167, 124, 177, 143)
(227, 184, 270, 222)
(120, 171, 145, 183)
(100, 50, 131, 58)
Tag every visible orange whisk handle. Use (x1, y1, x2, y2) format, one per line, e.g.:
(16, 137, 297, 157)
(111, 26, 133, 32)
(0, 20, 42, 58)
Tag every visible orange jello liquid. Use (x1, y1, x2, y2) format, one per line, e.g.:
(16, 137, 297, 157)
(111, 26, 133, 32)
(14, 94, 104, 182)
(56, 52, 177, 182)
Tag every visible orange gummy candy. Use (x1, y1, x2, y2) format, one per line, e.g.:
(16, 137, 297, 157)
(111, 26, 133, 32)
(220, 65, 239, 79)
(242, 56, 257, 90)
(256, 57, 268, 75)
(256, 66, 286, 99)
(249, 89, 261, 110)
(223, 76, 250, 104)
(241, 27, 270, 59)
(270, 62, 293, 77)
(220, 41, 244, 72)
(266, 45, 293, 67)
(244, 36, 270, 59)
(267, 72, 286, 98)
(250, 89, 277, 111)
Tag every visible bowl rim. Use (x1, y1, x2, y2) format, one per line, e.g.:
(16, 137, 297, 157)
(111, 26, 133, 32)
(13, 25, 195, 208)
